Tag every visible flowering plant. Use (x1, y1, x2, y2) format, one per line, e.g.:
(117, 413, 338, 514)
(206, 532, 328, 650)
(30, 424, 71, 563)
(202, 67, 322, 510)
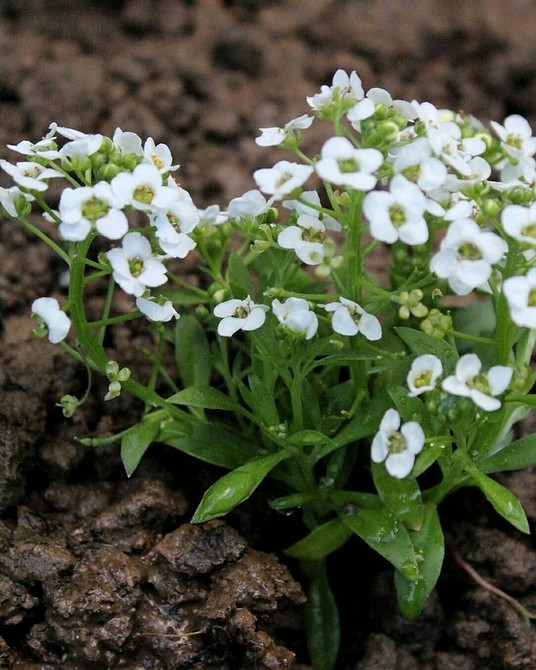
(3, 69, 536, 669)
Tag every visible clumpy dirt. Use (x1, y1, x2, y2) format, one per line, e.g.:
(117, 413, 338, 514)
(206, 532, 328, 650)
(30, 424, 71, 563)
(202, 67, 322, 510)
(1, 1, 536, 668)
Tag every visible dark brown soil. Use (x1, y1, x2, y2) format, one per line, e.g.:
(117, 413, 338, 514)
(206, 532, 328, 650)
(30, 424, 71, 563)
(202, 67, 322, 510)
(1, 1, 536, 668)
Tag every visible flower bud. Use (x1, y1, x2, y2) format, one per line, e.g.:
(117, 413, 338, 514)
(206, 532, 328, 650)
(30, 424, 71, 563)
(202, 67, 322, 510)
(58, 394, 79, 418)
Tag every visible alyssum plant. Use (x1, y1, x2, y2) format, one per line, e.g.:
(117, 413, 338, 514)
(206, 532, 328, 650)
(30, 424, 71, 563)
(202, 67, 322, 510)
(2, 69, 536, 669)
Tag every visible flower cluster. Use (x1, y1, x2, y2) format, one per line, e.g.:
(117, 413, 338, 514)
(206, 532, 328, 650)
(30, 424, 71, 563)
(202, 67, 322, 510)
(3, 69, 536, 658)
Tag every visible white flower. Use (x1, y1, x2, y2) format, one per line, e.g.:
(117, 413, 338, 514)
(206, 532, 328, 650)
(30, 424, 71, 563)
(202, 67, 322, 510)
(31, 297, 71, 344)
(58, 182, 129, 241)
(255, 114, 314, 147)
(214, 296, 269, 337)
(503, 269, 536, 327)
(393, 137, 448, 192)
(111, 163, 169, 211)
(315, 137, 383, 192)
(254, 160, 313, 199)
(271, 297, 318, 339)
(277, 214, 327, 265)
(282, 190, 340, 231)
(7, 126, 60, 160)
(0, 185, 34, 217)
(151, 198, 199, 258)
(107, 231, 168, 297)
(407, 355, 443, 396)
(491, 115, 536, 183)
(143, 137, 179, 172)
(197, 204, 229, 226)
(323, 297, 382, 340)
(51, 124, 90, 140)
(59, 133, 103, 158)
(0, 160, 60, 192)
(136, 296, 179, 322)
(430, 219, 508, 295)
(228, 189, 273, 218)
(501, 203, 536, 244)
(363, 174, 428, 245)
(112, 128, 144, 155)
(366, 87, 418, 120)
(307, 69, 370, 114)
(442, 353, 512, 412)
(371, 408, 425, 479)
(491, 114, 536, 159)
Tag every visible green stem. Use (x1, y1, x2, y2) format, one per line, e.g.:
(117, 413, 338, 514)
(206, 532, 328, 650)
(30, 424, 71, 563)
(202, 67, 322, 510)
(18, 215, 70, 265)
(68, 234, 191, 423)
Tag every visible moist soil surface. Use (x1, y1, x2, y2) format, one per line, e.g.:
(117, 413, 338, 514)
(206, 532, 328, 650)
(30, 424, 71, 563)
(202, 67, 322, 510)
(1, 1, 536, 668)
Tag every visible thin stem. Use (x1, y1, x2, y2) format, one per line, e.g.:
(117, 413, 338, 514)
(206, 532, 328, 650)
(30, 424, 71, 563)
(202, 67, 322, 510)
(18, 215, 70, 265)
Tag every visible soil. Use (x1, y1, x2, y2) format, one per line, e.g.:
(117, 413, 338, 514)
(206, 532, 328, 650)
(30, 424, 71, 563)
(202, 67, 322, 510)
(1, 1, 536, 668)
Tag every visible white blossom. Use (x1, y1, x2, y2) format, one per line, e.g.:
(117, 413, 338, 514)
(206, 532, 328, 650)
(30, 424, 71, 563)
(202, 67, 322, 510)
(254, 160, 313, 199)
(307, 69, 368, 113)
(255, 114, 314, 147)
(407, 355, 443, 396)
(501, 203, 536, 244)
(7, 126, 60, 160)
(323, 297, 382, 340)
(371, 408, 425, 479)
(491, 115, 536, 183)
(393, 137, 448, 192)
(503, 269, 536, 328)
(0, 185, 34, 217)
(366, 87, 418, 119)
(31, 297, 71, 344)
(107, 231, 168, 297)
(136, 296, 179, 322)
(229, 189, 273, 218)
(277, 214, 327, 265)
(282, 190, 340, 231)
(151, 198, 199, 258)
(442, 353, 512, 412)
(363, 174, 428, 245)
(214, 296, 269, 337)
(111, 163, 172, 212)
(59, 133, 103, 158)
(271, 297, 318, 339)
(197, 204, 229, 226)
(112, 128, 144, 155)
(315, 137, 383, 191)
(58, 182, 129, 241)
(0, 160, 60, 192)
(430, 219, 508, 295)
(143, 137, 179, 172)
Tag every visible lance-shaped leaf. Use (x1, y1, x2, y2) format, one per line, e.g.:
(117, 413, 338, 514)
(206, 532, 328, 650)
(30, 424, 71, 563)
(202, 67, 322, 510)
(470, 468, 529, 534)
(191, 450, 290, 523)
(371, 461, 424, 530)
(121, 419, 161, 477)
(306, 561, 340, 670)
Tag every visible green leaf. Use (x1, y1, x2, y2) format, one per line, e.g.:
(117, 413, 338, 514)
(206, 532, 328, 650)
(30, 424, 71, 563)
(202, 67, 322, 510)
(167, 385, 243, 412)
(340, 506, 419, 582)
(228, 250, 254, 296)
(121, 419, 161, 477)
(161, 421, 255, 469)
(480, 432, 536, 473)
(394, 503, 444, 619)
(330, 409, 382, 450)
(191, 450, 290, 523)
(395, 327, 457, 364)
(174, 315, 211, 388)
(245, 374, 279, 426)
(371, 462, 424, 530)
(388, 385, 426, 424)
(470, 469, 529, 534)
(306, 561, 340, 670)
(285, 518, 353, 561)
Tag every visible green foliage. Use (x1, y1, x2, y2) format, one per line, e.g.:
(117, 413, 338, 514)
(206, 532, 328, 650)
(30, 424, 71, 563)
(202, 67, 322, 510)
(10, 68, 536, 670)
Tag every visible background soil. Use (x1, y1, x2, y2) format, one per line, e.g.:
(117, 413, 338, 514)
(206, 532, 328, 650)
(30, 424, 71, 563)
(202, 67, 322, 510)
(1, 1, 536, 668)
